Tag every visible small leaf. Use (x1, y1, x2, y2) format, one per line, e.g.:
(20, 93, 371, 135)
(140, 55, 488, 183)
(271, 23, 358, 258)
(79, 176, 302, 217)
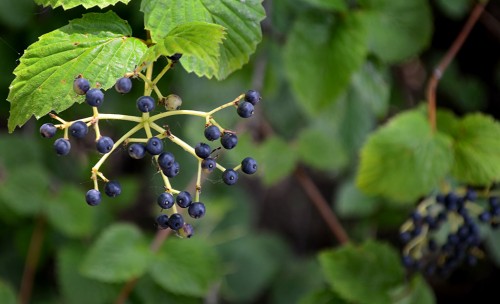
(148, 237, 220, 297)
(260, 136, 298, 185)
(391, 275, 436, 304)
(301, 0, 348, 11)
(435, 0, 471, 19)
(350, 61, 390, 118)
(298, 288, 348, 304)
(356, 110, 453, 203)
(7, 11, 147, 132)
(34, 0, 130, 9)
(334, 181, 379, 218)
(134, 275, 200, 304)
(358, 0, 432, 63)
(319, 240, 405, 304)
(140, 22, 226, 78)
(141, 0, 265, 79)
(81, 223, 151, 282)
(0, 279, 16, 304)
(284, 13, 368, 115)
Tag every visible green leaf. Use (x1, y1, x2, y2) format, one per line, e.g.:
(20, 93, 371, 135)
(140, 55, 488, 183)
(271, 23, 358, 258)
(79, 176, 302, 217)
(435, 0, 471, 19)
(46, 185, 94, 238)
(298, 288, 348, 304)
(148, 237, 220, 297)
(81, 223, 151, 282)
(301, 0, 348, 11)
(334, 180, 379, 218)
(134, 275, 201, 304)
(447, 114, 500, 185)
(141, 0, 265, 80)
(319, 240, 405, 304)
(358, 0, 432, 63)
(34, 0, 130, 9)
(140, 22, 226, 78)
(391, 275, 436, 304)
(7, 11, 147, 132)
(58, 245, 120, 304)
(0, 0, 35, 28)
(0, 280, 16, 304)
(350, 61, 390, 118)
(260, 136, 298, 185)
(356, 110, 453, 203)
(284, 13, 368, 115)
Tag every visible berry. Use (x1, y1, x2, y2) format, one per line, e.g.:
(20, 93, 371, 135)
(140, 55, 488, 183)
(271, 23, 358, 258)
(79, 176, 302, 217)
(85, 89, 104, 107)
(40, 123, 57, 138)
(464, 188, 477, 202)
(115, 77, 132, 94)
(163, 94, 182, 111)
(162, 161, 180, 178)
(479, 211, 491, 223)
(241, 157, 257, 174)
(195, 142, 211, 159)
(104, 180, 121, 197)
(168, 213, 184, 230)
(244, 90, 261, 105)
(73, 77, 90, 95)
(137, 96, 155, 113)
(96, 136, 114, 154)
(128, 143, 146, 159)
(221, 132, 238, 149)
(146, 137, 163, 155)
(85, 189, 101, 206)
(201, 158, 216, 173)
(157, 192, 175, 209)
(167, 53, 182, 61)
(204, 125, 221, 141)
(176, 191, 192, 208)
(237, 101, 254, 118)
(177, 223, 194, 238)
(54, 138, 71, 156)
(188, 202, 206, 219)
(399, 231, 411, 244)
(158, 152, 175, 170)
(156, 214, 169, 229)
(222, 169, 238, 185)
(69, 121, 88, 139)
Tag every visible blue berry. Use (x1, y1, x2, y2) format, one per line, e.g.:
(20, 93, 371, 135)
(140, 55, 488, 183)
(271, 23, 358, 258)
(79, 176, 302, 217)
(104, 180, 121, 197)
(156, 214, 169, 229)
(40, 123, 57, 138)
(168, 213, 184, 230)
(85, 189, 101, 206)
(158, 152, 175, 170)
(115, 77, 132, 94)
(128, 143, 146, 159)
(204, 125, 221, 141)
(237, 101, 254, 118)
(73, 77, 90, 95)
(96, 136, 114, 154)
(241, 157, 257, 174)
(178, 223, 194, 238)
(221, 132, 238, 149)
(176, 191, 192, 208)
(162, 161, 180, 178)
(188, 202, 206, 219)
(244, 90, 261, 105)
(222, 169, 238, 185)
(146, 137, 163, 155)
(479, 211, 491, 222)
(69, 121, 88, 138)
(195, 142, 211, 159)
(167, 53, 182, 61)
(157, 192, 174, 209)
(464, 188, 477, 202)
(201, 158, 216, 173)
(399, 231, 411, 244)
(137, 96, 155, 113)
(54, 138, 71, 155)
(85, 89, 104, 107)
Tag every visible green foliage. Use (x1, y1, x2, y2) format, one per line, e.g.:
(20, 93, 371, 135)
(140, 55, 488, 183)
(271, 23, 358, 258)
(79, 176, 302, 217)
(7, 11, 147, 132)
(301, 0, 348, 11)
(259, 136, 298, 185)
(335, 180, 379, 218)
(35, 0, 130, 9)
(391, 275, 435, 304)
(319, 240, 405, 304)
(356, 110, 453, 203)
(298, 288, 348, 304)
(0, 280, 16, 304)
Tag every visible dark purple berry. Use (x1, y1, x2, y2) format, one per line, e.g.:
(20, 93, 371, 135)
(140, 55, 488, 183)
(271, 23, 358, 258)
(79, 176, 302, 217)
(178, 223, 194, 238)
(237, 101, 254, 118)
(479, 211, 491, 223)
(241, 157, 257, 174)
(156, 214, 169, 229)
(69, 121, 88, 139)
(85, 189, 101, 206)
(104, 180, 121, 197)
(168, 213, 184, 230)
(96, 136, 114, 154)
(188, 202, 206, 219)
(176, 191, 192, 208)
(54, 138, 71, 155)
(221, 132, 238, 149)
(137, 96, 155, 113)
(40, 123, 57, 138)
(222, 169, 238, 185)
(85, 89, 104, 107)
(162, 161, 180, 178)
(201, 158, 216, 173)
(73, 77, 90, 95)
(146, 137, 163, 155)
(157, 192, 175, 209)
(244, 90, 261, 105)
(158, 152, 175, 170)
(194, 142, 211, 159)
(115, 77, 132, 94)
(204, 125, 221, 141)
(128, 143, 146, 159)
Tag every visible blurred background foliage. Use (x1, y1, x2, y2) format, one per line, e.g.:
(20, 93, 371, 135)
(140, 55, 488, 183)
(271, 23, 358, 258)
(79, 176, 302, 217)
(1, 0, 500, 303)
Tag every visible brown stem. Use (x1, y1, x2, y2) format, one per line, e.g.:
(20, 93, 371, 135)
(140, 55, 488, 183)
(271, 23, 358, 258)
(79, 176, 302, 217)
(19, 215, 46, 304)
(294, 167, 350, 244)
(427, 1, 488, 131)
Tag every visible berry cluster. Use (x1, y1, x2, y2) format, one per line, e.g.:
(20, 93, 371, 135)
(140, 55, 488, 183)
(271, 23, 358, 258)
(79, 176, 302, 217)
(39, 56, 261, 238)
(398, 188, 498, 277)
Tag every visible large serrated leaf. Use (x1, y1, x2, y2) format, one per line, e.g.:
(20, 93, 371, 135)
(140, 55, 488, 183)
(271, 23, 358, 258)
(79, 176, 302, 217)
(356, 110, 453, 203)
(357, 0, 432, 63)
(81, 223, 152, 282)
(319, 240, 405, 304)
(7, 11, 147, 132)
(141, 0, 265, 79)
(140, 22, 226, 78)
(35, 0, 130, 9)
(148, 238, 220, 297)
(284, 13, 368, 115)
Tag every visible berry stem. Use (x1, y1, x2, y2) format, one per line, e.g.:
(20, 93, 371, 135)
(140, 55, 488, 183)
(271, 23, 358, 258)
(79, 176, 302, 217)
(207, 94, 244, 116)
(149, 109, 208, 121)
(215, 163, 227, 172)
(152, 61, 173, 86)
(195, 159, 202, 201)
(149, 122, 198, 158)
